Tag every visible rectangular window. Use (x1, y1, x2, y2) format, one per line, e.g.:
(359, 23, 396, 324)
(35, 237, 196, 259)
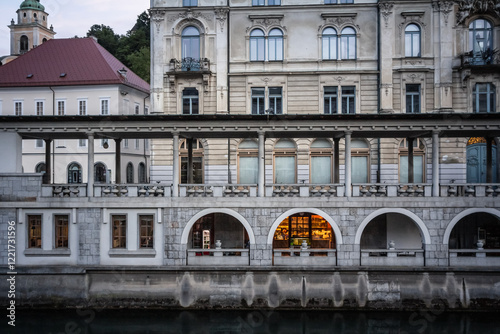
(15, 101, 23, 115)
(406, 84, 421, 113)
(78, 100, 87, 115)
(351, 156, 368, 183)
(135, 139, 140, 150)
(252, 88, 265, 114)
(399, 155, 424, 183)
(341, 86, 355, 114)
(124, 139, 129, 148)
(100, 99, 109, 115)
(28, 215, 42, 248)
(145, 139, 149, 150)
(145, 107, 149, 115)
(183, 0, 197, 6)
(57, 100, 65, 115)
(55, 215, 69, 248)
(275, 156, 296, 184)
(112, 215, 127, 248)
(474, 83, 496, 113)
(239, 156, 258, 184)
(139, 215, 154, 248)
(269, 87, 282, 114)
(253, 0, 265, 5)
(340, 0, 354, 3)
(78, 139, 87, 147)
(311, 156, 332, 184)
(36, 101, 44, 115)
(135, 104, 140, 115)
(324, 86, 338, 114)
(325, 0, 336, 3)
(36, 139, 44, 148)
(269, 0, 281, 5)
(182, 88, 199, 115)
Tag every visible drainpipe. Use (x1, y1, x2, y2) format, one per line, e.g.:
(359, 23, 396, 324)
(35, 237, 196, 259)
(143, 93, 150, 182)
(50, 87, 55, 182)
(227, 6, 232, 184)
(376, 4, 381, 183)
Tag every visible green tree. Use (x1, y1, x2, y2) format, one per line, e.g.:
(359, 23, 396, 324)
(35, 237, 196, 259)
(86, 24, 120, 55)
(126, 46, 150, 83)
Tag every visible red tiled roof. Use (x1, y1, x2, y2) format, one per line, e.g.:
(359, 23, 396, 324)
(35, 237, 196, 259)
(0, 38, 150, 93)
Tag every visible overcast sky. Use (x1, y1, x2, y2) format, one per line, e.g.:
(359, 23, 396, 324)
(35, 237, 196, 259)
(0, 0, 150, 57)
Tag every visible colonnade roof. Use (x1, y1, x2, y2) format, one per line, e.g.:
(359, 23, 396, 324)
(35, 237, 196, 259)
(1, 113, 500, 140)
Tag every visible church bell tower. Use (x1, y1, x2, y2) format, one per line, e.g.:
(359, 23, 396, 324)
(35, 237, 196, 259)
(9, 0, 56, 55)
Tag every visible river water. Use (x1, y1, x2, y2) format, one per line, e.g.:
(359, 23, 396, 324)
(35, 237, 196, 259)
(3, 309, 500, 334)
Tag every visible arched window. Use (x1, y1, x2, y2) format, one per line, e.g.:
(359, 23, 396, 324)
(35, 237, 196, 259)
(20, 35, 29, 53)
(399, 138, 425, 183)
(182, 88, 199, 114)
(340, 27, 356, 60)
(268, 29, 283, 61)
(322, 27, 337, 60)
(238, 139, 259, 184)
(138, 162, 147, 183)
(273, 139, 296, 184)
(473, 83, 496, 113)
(250, 29, 265, 61)
(310, 139, 333, 184)
(67, 163, 82, 184)
(405, 24, 421, 57)
(35, 162, 46, 174)
(126, 163, 134, 183)
(351, 139, 369, 183)
(469, 19, 493, 64)
(94, 162, 107, 183)
(182, 26, 200, 60)
(42, 38, 47, 43)
(180, 139, 204, 184)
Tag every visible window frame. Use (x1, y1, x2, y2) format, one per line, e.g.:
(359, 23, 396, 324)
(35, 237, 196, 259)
(100, 98, 110, 115)
(469, 19, 493, 64)
(273, 139, 297, 184)
(14, 101, 23, 116)
(268, 29, 284, 61)
(250, 29, 266, 62)
(183, 0, 198, 6)
(341, 86, 356, 114)
(181, 26, 201, 61)
(28, 214, 42, 249)
(351, 139, 370, 183)
(36, 139, 44, 148)
(182, 87, 200, 115)
(268, 87, 283, 114)
(126, 162, 134, 183)
(310, 139, 334, 184)
(78, 99, 87, 116)
(111, 214, 127, 249)
(473, 83, 496, 113)
(398, 138, 426, 183)
(339, 27, 356, 60)
(67, 162, 82, 184)
(35, 100, 44, 116)
(139, 215, 154, 249)
(405, 84, 421, 113)
(54, 214, 69, 249)
(237, 139, 259, 184)
(56, 100, 66, 116)
(251, 87, 266, 115)
(324, 86, 338, 114)
(322, 27, 338, 60)
(180, 139, 204, 184)
(405, 24, 421, 58)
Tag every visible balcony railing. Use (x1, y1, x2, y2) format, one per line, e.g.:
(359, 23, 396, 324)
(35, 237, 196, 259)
(460, 50, 500, 67)
(361, 249, 424, 266)
(168, 57, 210, 73)
(186, 248, 249, 266)
(273, 248, 337, 266)
(40, 183, 500, 198)
(449, 249, 500, 266)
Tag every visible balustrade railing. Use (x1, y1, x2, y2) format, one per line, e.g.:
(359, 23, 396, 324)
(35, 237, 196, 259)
(273, 248, 337, 266)
(361, 249, 424, 266)
(441, 184, 500, 197)
(186, 248, 249, 266)
(179, 184, 214, 197)
(42, 184, 87, 197)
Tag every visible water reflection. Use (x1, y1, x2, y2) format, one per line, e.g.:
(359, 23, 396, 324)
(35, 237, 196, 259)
(4, 309, 500, 334)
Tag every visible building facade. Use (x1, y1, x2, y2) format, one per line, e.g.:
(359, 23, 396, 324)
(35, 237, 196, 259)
(0, 0, 500, 309)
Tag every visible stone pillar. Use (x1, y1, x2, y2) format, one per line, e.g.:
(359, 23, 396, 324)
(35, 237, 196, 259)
(44, 139, 52, 184)
(115, 139, 122, 184)
(172, 133, 180, 197)
(379, 2, 395, 113)
(345, 132, 352, 197)
(258, 131, 265, 197)
(87, 133, 94, 197)
(432, 131, 440, 197)
(215, 8, 229, 113)
(487, 137, 493, 183)
(333, 137, 340, 184)
(408, 138, 414, 183)
(187, 138, 194, 184)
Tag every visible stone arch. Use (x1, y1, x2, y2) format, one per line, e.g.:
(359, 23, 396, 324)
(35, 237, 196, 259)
(354, 208, 431, 246)
(266, 208, 343, 245)
(181, 208, 256, 245)
(443, 208, 500, 245)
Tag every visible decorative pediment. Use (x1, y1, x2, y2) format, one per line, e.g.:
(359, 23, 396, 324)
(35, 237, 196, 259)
(456, 0, 500, 25)
(319, 13, 360, 31)
(247, 15, 285, 33)
(398, 12, 427, 34)
(168, 9, 212, 24)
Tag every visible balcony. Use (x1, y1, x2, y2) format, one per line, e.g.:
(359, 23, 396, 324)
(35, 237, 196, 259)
(168, 58, 210, 74)
(361, 249, 425, 266)
(39, 183, 500, 198)
(449, 249, 500, 267)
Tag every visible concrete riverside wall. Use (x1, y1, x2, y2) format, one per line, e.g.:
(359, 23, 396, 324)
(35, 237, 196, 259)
(1, 268, 499, 310)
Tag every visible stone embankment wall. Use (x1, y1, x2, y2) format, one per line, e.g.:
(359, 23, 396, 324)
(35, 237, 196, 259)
(1, 268, 499, 310)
